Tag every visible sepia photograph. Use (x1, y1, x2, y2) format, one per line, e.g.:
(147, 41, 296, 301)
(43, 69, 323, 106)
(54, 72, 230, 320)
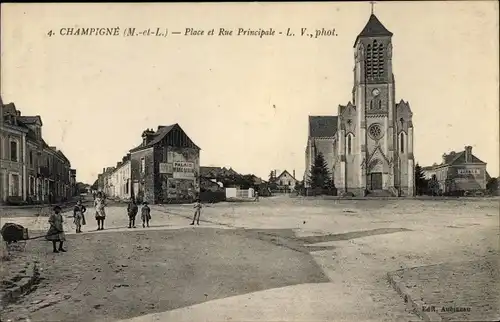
(0, 2, 499, 322)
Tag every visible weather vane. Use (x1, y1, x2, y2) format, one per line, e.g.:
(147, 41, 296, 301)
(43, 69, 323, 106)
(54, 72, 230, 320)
(370, 1, 376, 14)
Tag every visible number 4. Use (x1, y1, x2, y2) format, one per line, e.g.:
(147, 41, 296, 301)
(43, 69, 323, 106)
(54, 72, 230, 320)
(47, 30, 54, 37)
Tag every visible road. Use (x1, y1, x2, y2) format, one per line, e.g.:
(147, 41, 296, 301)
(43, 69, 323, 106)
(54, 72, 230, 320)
(1, 196, 498, 322)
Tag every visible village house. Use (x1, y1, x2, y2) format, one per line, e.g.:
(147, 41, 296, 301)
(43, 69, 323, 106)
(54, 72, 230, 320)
(106, 154, 131, 200)
(129, 124, 200, 204)
(99, 167, 116, 196)
(275, 170, 298, 191)
(422, 146, 488, 194)
(200, 166, 240, 181)
(1, 98, 75, 204)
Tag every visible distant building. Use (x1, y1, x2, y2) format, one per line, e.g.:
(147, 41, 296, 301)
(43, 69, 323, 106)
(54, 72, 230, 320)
(129, 124, 200, 204)
(200, 166, 240, 181)
(106, 154, 131, 200)
(1, 99, 74, 204)
(98, 167, 115, 195)
(275, 170, 298, 191)
(200, 177, 223, 192)
(70, 169, 77, 196)
(422, 146, 488, 193)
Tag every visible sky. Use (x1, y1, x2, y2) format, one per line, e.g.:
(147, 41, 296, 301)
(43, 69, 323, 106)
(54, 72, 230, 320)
(1, 2, 499, 184)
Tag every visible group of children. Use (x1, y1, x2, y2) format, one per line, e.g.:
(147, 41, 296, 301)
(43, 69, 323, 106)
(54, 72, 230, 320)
(46, 196, 204, 253)
(127, 198, 203, 226)
(127, 199, 151, 228)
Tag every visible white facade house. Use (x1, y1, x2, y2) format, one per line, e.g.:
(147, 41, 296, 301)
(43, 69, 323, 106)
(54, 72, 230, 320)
(276, 170, 298, 191)
(107, 160, 131, 200)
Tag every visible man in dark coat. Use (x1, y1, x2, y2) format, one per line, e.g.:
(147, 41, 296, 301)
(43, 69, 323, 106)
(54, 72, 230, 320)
(127, 198, 139, 228)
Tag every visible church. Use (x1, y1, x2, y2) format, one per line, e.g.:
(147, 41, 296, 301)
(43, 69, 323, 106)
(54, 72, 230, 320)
(304, 12, 415, 197)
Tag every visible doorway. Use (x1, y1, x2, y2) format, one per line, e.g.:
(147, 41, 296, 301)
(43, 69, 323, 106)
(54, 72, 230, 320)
(370, 172, 383, 190)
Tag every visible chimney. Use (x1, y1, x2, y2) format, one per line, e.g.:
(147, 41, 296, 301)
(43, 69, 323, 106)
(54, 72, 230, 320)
(103, 168, 105, 173)
(464, 146, 472, 163)
(116, 161, 122, 168)
(442, 153, 447, 164)
(293, 169, 296, 178)
(142, 128, 155, 146)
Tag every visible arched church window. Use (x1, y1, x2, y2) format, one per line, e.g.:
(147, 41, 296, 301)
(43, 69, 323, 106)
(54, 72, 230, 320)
(400, 132, 405, 153)
(375, 42, 384, 77)
(347, 134, 352, 155)
(366, 44, 372, 78)
(369, 101, 373, 109)
(378, 100, 382, 109)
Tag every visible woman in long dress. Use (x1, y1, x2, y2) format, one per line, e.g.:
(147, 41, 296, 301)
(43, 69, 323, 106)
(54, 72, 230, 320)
(46, 205, 66, 253)
(94, 192, 107, 230)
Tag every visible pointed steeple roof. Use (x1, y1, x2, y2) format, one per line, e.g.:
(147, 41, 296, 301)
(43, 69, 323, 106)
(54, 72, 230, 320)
(354, 14, 393, 47)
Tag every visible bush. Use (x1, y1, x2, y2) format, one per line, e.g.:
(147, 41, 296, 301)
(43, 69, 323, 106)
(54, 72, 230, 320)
(340, 191, 355, 198)
(443, 190, 464, 197)
(200, 191, 226, 203)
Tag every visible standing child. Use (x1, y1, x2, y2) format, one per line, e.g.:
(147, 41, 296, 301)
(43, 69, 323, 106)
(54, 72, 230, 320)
(127, 198, 139, 228)
(190, 199, 202, 225)
(94, 192, 107, 230)
(141, 202, 151, 228)
(73, 200, 87, 233)
(46, 205, 66, 253)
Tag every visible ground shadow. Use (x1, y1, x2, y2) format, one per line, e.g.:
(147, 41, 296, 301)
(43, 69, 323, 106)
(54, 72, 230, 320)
(3, 227, 331, 322)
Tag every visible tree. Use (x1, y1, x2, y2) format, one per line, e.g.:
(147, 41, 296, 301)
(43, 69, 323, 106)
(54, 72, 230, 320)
(268, 171, 276, 183)
(91, 180, 98, 191)
(295, 180, 305, 195)
(414, 163, 428, 195)
(307, 152, 332, 191)
(267, 171, 278, 191)
(427, 174, 440, 196)
(486, 177, 498, 196)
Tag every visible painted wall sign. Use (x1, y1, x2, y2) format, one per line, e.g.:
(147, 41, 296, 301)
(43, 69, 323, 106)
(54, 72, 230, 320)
(173, 161, 194, 178)
(159, 163, 173, 174)
(457, 169, 481, 175)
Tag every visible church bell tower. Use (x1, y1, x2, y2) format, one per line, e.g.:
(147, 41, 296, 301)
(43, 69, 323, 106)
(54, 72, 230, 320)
(352, 8, 398, 192)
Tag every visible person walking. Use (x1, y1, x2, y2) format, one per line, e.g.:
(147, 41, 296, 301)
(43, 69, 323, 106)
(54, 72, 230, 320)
(190, 198, 202, 225)
(141, 202, 151, 228)
(46, 205, 66, 253)
(127, 198, 138, 228)
(73, 200, 87, 233)
(94, 192, 107, 230)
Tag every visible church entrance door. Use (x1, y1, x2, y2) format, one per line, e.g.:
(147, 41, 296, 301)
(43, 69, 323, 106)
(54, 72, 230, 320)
(370, 172, 383, 190)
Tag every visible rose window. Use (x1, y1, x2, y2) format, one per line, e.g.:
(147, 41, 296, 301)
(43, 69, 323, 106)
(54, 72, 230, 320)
(368, 124, 383, 140)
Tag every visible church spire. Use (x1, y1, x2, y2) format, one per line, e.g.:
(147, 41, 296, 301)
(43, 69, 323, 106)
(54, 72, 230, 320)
(353, 8, 393, 47)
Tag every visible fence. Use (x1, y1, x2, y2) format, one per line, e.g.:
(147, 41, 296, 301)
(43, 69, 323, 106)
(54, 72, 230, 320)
(226, 188, 255, 199)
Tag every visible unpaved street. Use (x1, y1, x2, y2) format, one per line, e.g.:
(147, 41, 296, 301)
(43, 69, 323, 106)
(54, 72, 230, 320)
(1, 196, 498, 322)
